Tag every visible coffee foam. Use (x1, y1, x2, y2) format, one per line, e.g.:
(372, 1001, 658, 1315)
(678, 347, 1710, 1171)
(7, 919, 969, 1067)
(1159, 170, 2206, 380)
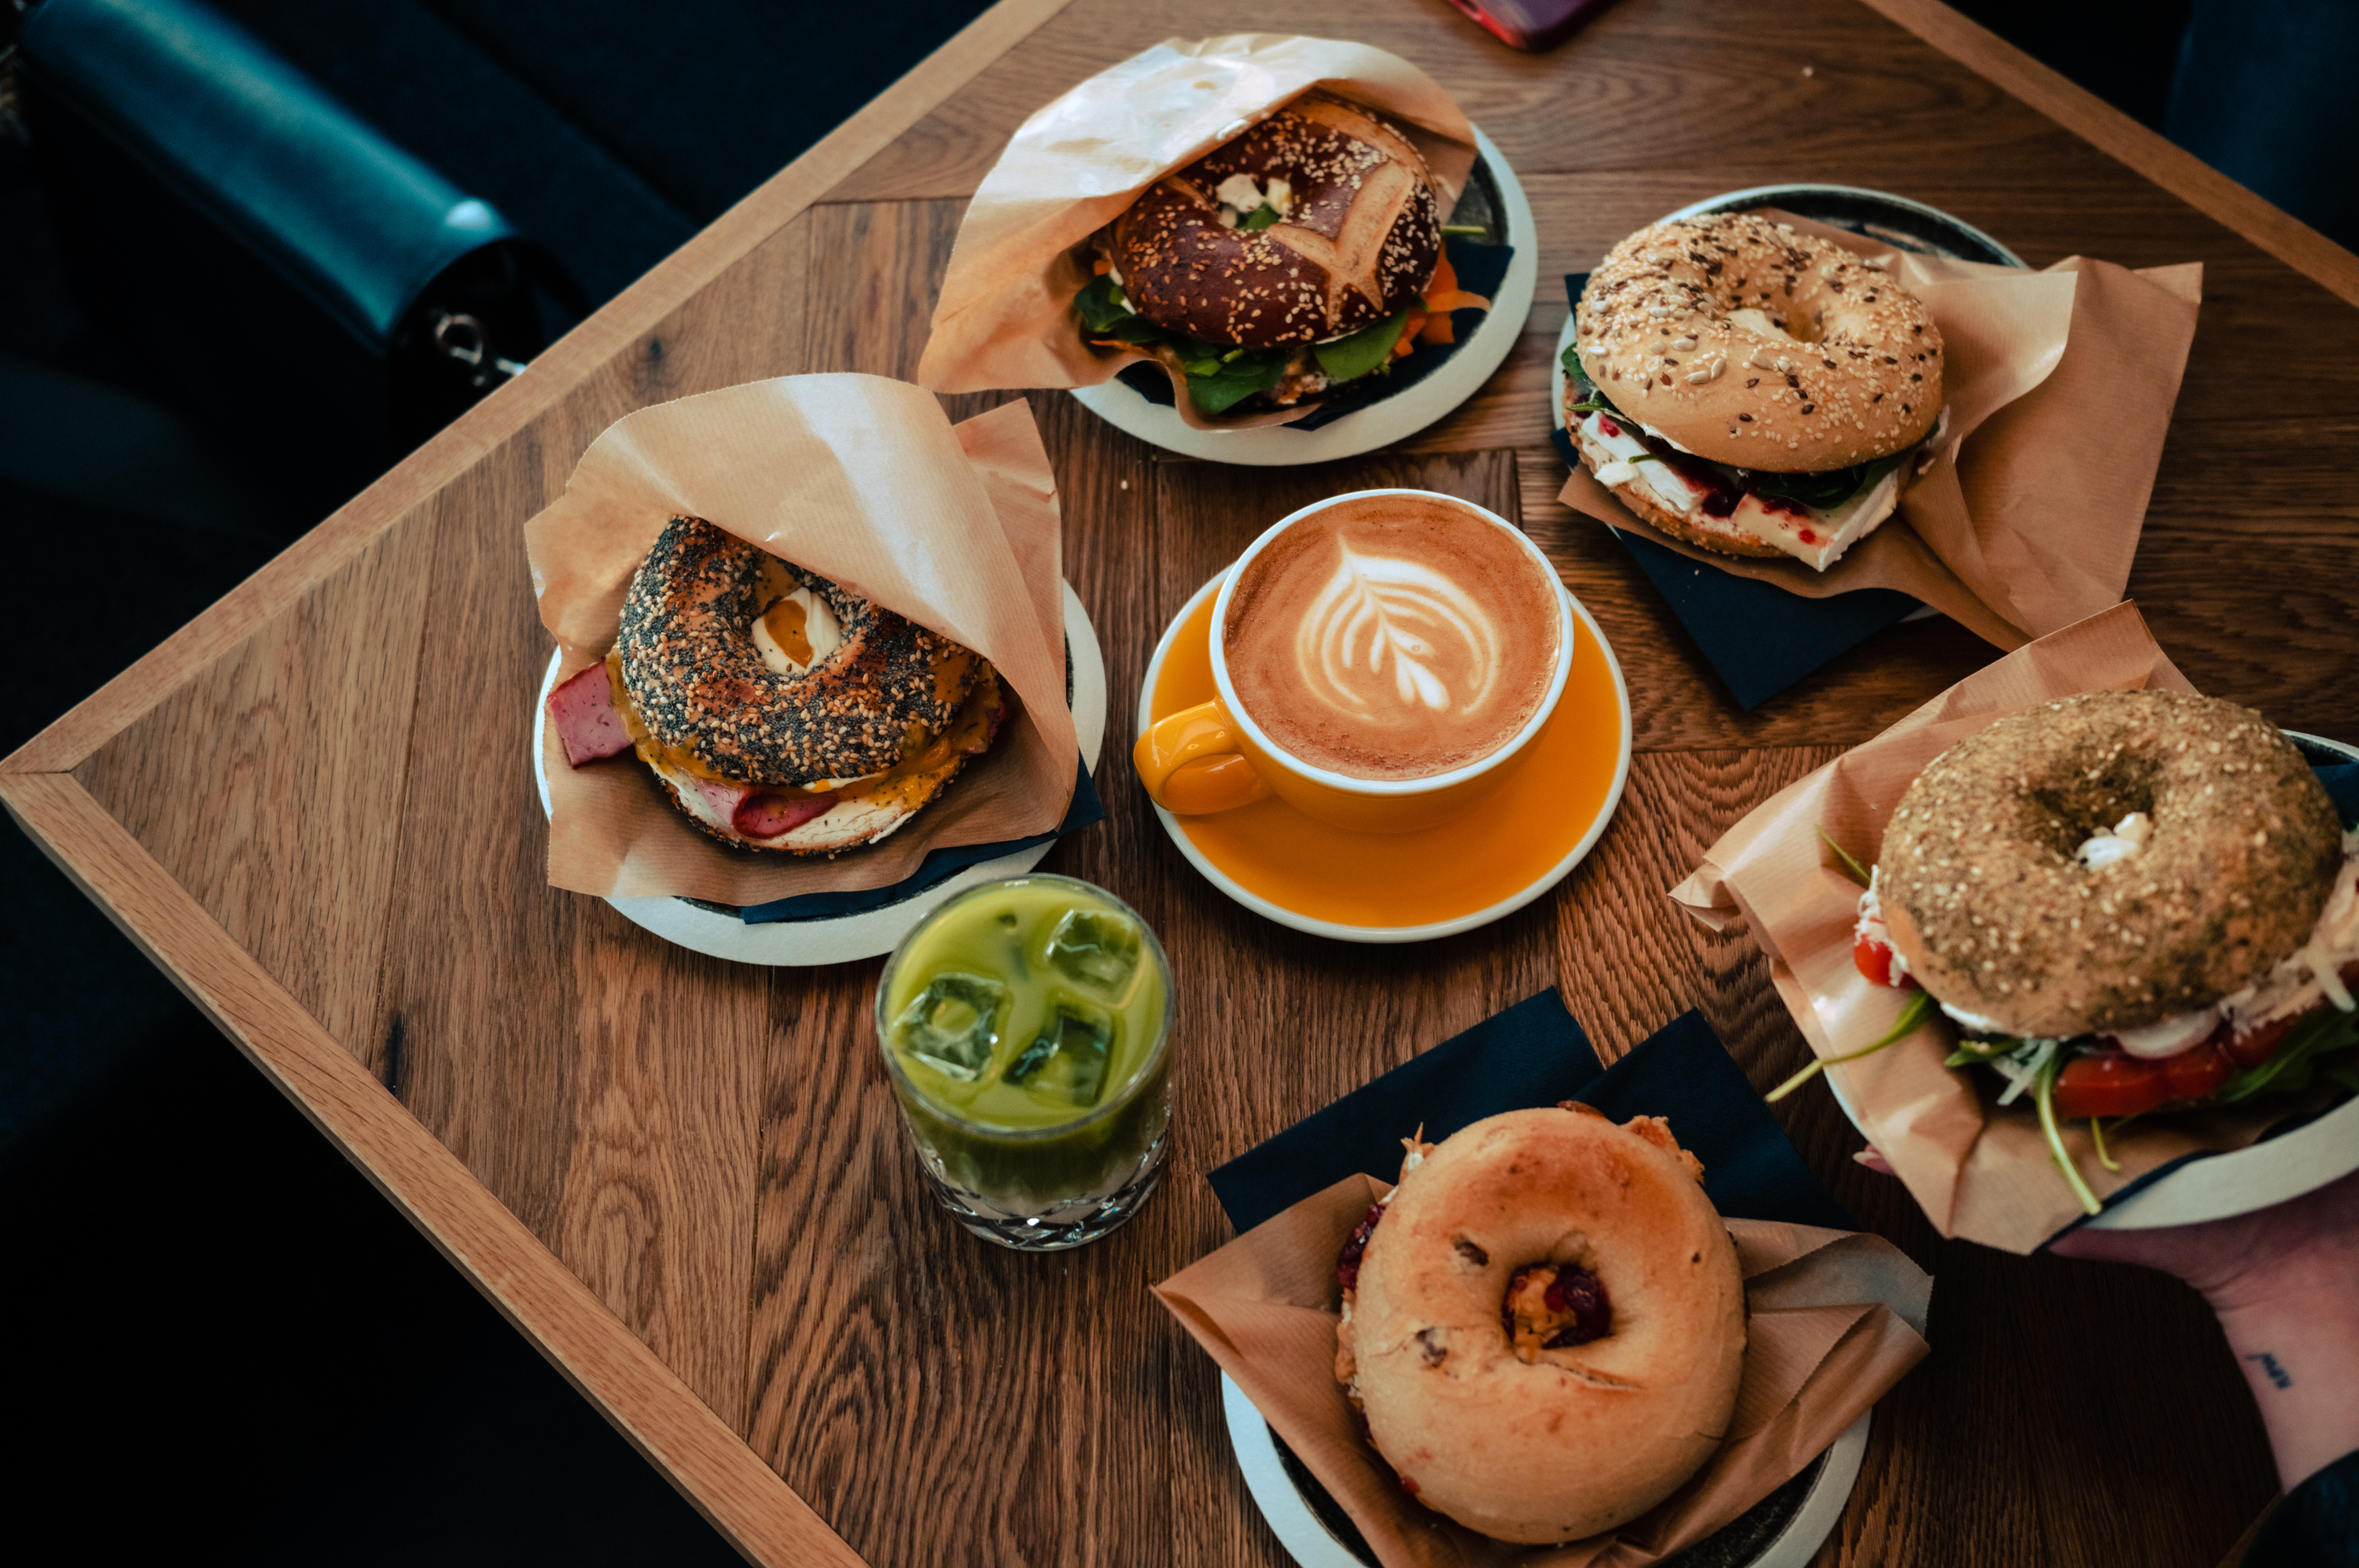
(1223, 495, 1561, 781)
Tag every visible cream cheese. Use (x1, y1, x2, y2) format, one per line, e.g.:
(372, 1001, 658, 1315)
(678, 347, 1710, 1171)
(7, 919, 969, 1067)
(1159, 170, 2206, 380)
(1573, 410, 1901, 571)
(2074, 812, 2154, 870)
(751, 583, 844, 675)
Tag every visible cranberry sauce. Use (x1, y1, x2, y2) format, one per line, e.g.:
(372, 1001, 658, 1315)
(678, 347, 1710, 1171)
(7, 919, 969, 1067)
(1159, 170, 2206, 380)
(1336, 1202, 1385, 1293)
(1540, 1265, 1613, 1348)
(1583, 392, 1838, 536)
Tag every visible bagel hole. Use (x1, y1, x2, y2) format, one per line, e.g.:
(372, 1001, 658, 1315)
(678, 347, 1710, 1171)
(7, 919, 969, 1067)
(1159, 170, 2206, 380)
(1502, 1263, 1611, 1356)
(2028, 764, 2159, 864)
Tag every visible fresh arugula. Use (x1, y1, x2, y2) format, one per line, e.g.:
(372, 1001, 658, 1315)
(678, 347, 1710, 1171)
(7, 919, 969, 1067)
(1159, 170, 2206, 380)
(1766, 988, 1935, 1103)
(2220, 1004, 2359, 1104)
(1819, 827, 1873, 888)
(2034, 1047, 2104, 1216)
(1238, 203, 1282, 232)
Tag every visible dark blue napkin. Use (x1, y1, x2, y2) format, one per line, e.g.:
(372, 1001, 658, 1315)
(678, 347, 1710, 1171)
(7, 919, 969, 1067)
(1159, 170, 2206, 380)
(1556, 271, 1921, 711)
(2320, 762, 2359, 823)
(1113, 237, 1514, 430)
(738, 760, 1104, 923)
(1209, 992, 1853, 1235)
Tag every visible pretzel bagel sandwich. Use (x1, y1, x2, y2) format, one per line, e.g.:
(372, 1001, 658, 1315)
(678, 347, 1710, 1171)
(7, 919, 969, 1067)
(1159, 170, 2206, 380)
(1333, 1106, 1745, 1544)
(1566, 212, 1946, 570)
(1077, 93, 1488, 418)
(547, 516, 1010, 855)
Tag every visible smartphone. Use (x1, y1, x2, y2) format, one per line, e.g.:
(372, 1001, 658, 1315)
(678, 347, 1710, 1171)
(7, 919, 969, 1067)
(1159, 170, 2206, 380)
(1442, 0, 1618, 52)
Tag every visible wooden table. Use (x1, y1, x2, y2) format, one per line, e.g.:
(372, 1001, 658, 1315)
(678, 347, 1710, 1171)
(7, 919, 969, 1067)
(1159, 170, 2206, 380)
(9, 2, 2357, 1563)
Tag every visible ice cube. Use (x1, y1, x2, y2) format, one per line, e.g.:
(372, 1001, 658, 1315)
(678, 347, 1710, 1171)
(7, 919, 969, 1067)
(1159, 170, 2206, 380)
(1042, 908, 1142, 998)
(892, 972, 1008, 1081)
(1005, 994, 1116, 1107)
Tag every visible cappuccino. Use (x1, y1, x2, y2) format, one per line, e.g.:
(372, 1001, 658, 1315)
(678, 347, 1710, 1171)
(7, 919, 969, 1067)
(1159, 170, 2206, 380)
(1222, 494, 1562, 781)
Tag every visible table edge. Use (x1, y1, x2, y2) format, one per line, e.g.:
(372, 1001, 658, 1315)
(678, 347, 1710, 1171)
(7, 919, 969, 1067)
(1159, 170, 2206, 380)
(1860, 0, 2359, 308)
(0, 771, 869, 1568)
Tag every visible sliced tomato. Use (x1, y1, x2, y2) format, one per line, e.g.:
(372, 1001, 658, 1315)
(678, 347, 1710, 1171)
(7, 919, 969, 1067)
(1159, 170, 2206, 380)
(1853, 931, 1913, 989)
(2228, 1008, 2308, 1069)
(2052, 1052, 2173, 1119)
(2161, 1038, 2234, 1102)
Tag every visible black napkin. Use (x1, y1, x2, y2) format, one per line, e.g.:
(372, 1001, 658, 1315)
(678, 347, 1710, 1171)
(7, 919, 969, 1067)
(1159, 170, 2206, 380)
(1209, 991, 1853, 1234)
(1112, 236, 1514, 431)
(1555, 272, 1920, 711)
(738, 760, 1105, 923)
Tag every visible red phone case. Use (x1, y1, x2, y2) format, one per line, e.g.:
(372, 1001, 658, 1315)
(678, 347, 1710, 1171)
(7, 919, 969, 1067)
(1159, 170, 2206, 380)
(1444, 0, 1615, 53)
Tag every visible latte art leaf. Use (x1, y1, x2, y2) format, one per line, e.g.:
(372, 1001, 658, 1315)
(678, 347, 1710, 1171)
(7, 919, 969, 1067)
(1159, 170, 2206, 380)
(1297, 543, 1501, 719)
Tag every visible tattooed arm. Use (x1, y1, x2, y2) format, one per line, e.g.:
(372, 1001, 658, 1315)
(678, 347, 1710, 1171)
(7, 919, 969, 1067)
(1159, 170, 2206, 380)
(2051, 1167, 2359, 1492)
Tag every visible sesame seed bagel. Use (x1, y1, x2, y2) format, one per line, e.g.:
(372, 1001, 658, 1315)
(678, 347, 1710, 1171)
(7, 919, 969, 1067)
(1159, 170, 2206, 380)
(1107, 92, 1441, 351)
(1341, 1106, 1744, 1544)
(1575, 212, 1943, 469)
(1879, 690, 2344, 1039)
(617, 516, 982, 786)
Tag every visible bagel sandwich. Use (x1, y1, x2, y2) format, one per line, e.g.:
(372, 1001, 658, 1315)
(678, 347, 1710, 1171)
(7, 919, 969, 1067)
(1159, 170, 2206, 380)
(1333, 1106, 1744, 1544)
(1075, 92, 1489, 420)
(1566, 212, 1948, 572)
(1834, 692, 2358, 1196)
(547, 516, 1012, 856)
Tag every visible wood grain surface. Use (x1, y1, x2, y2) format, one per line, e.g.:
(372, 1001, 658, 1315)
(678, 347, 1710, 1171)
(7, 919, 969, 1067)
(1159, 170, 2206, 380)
(8, 1, 2356, 1566)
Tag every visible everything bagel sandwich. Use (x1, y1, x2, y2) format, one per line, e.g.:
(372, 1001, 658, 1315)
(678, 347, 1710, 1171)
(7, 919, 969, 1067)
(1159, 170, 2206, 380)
(547, 516, 1010, 855)
(1333, 1106, 1744, 1544)
(1829, 690, 2358, 1205)
(1566, 212, 1948, 571)
(1076, 91, 1489, 419)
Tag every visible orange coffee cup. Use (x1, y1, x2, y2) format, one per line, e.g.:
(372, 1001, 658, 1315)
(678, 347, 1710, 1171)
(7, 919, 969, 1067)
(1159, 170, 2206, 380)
(1133, 489, 1575, 834)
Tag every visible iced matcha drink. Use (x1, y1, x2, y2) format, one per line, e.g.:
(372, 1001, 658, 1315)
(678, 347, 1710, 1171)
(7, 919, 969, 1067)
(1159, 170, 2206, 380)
(878, 875, 1172, 1250)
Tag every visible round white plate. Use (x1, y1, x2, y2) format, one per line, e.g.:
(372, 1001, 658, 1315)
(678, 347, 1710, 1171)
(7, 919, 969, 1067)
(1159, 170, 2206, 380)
(533, 581, 1107, 966)
(1137, 569, 1631, 945)
(1222, 1373, 1869, 1568)
(1069, 127, 1537, 466)
(1827, 727, 2359, 1232)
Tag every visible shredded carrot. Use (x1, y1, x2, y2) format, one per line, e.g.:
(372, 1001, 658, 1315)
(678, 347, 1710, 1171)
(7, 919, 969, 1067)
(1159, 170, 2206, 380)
(1393, 309, 1427, 357)
(1419, 312, 1456, 346)
(1428, 251, 1459, 297)
(1422, 289, 1490, 314)
(1092, 257, 1113, 275)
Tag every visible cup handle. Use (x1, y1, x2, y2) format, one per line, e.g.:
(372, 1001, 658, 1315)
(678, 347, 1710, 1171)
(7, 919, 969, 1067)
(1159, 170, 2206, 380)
(1132, 699, 1274, 815)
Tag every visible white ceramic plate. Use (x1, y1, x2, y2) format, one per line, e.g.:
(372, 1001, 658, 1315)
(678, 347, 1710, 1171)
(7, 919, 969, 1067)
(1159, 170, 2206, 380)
(532, 581, 1107, 966)
(1136, 569, 1631, 945)
(1222, 1373, 1870, 1568)
(1826, 727, 2359, 1231)
(1069, 127, 1536, 466)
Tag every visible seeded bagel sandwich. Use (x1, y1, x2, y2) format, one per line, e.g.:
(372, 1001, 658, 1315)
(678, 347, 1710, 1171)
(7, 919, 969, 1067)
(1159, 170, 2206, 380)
(1832, 690, 2358, 1210)
(1076, 92, 1489, 419)
(546, 517, 1010, 855)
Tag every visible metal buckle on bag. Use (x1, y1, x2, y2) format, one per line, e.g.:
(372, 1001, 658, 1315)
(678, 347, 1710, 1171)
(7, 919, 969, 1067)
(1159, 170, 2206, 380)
(429, 310, 526, 389)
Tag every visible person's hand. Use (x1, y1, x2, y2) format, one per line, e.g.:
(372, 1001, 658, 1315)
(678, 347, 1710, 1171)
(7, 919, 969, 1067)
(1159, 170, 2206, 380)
(1860, 1149, 2359, 1490)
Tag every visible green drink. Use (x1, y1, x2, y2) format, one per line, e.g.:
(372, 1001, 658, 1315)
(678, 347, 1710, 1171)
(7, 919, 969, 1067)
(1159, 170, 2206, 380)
(878, 874, 1172, 1250)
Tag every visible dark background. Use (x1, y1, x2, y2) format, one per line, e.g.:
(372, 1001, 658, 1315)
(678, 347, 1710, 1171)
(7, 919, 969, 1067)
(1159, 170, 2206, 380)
(3, 0, 2352, 1559)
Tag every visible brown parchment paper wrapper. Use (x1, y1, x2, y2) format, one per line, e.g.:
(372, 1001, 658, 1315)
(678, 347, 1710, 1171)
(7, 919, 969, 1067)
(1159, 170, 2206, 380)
(1669, 602, 2345, 1253)
(1558, 209, 2202, 650)
(1154, 1176, 1930, 1568)
(915, 34, 1478, 431)
(524, 376, 1076, 904)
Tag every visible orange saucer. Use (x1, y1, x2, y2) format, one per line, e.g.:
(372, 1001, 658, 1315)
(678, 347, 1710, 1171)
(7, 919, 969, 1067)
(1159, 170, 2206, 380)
(1139, 572, 1632, 940)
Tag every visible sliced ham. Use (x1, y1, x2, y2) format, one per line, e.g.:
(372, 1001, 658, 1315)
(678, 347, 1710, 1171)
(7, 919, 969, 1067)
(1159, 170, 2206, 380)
(734, 790, 838, 841)
(548, 664, 634, 767)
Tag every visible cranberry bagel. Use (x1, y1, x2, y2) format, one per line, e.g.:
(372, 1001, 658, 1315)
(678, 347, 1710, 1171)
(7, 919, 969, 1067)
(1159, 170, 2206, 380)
(1337, 1106, 1744, 1544)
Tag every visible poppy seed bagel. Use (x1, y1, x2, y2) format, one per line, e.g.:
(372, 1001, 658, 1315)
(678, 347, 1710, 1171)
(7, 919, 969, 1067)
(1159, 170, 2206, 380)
(616, 517, 981, 786)
(1575, 212, 1943, 470)
(1108, 92, 1441, 351)
(1878, 690, 2343, 1038)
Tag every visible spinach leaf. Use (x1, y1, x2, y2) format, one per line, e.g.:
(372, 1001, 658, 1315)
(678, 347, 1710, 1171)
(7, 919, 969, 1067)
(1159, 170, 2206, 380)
(1075, 274, 1142, 335)
(1183, 352, 1288, 415)
(1314, 310, 1411, 385)
(1239, 203, 1281, 232)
